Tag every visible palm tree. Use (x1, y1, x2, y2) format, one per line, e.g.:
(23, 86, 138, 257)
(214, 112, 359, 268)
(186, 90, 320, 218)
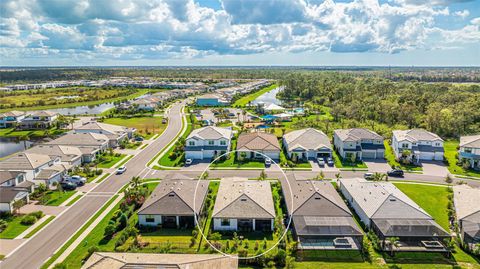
(373, 172, 388, 182)
(335, 173, 341, 181)
(130, 176, 141, 189)
(242, 110, 247, 123)
(387, 236, 400, 256)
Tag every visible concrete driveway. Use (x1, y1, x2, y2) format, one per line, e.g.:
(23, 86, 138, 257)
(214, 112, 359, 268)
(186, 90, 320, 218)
(421, 161, 450, 177)
(364, 159, 391, 173)
(309, 160, 339, 173)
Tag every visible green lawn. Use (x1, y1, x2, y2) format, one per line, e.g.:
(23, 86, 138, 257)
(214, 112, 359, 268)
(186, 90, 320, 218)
(0, 215, 35, 239)
(102, 116, 167, 139)
(332, 150, 368, 169)
(24, 216, 55, 238)
(39, 190, 76, 206)
(444, 140, 480, 178)
(384, 141, 423, 172)
(0, 126, 66, 138)
(157, 121, 193, 167)
(97, 154, 126, 168)
(233, 84, 277, 107)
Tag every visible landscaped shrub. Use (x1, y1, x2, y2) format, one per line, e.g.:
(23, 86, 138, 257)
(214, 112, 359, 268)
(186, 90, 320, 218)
(117, 213, 128, 230)
(20, 215, 37, 225)
(29, 211, 44, 219)
(208, 232, 222, 241)
(95, 169, 103, 175)
(274, 249, 287, 267)
(0, 219, 8, 232)
(52, 263, 67, 269)
(104, 224, 116, 238)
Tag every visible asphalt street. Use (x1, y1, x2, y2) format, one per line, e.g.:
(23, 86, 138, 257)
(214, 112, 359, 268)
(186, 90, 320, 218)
(0, 101, 185, 269)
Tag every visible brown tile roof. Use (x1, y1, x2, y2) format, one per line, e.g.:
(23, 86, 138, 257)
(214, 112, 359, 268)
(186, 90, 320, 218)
(237, 132, 280, 151)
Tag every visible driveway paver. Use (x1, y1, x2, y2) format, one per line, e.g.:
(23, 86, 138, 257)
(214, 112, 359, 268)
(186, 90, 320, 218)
(364, 159, 391, 173)
(19, 203, 66, 216)
(421, 161, 450, 177)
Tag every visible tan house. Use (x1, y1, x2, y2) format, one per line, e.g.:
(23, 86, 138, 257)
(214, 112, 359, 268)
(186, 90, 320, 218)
(237, 131, 281, 160)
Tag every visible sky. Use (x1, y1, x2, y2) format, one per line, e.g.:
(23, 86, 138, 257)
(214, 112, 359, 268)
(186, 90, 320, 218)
(0, 0, 479, 66)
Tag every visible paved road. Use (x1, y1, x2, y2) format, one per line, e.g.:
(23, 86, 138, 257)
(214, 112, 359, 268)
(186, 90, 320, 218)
(0, 101, 186, 269)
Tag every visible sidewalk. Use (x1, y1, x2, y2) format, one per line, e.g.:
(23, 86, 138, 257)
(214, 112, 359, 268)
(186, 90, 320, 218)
(47, 194, 124, 268)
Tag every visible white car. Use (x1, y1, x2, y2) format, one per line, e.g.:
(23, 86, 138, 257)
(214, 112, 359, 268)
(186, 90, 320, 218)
(317, 158, 325, 167)
(364, 173, 374, 180)
(185, 159, 193, 166)
(265, 158, 272, 167)
(66, 175, 86, 186)
(116, 166, 127, 174)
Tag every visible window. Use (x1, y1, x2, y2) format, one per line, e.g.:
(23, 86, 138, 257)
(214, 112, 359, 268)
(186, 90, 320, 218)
(465, 148, 472, 153)
(208, 140, 214, 145)
(189, 141, 195, 146)
(145, 215, 155, 223)
(220, 140, 226, 146)
(221, 219, 230, 226)
(402, 143, 409, 148)
(435, 143, 441, 147)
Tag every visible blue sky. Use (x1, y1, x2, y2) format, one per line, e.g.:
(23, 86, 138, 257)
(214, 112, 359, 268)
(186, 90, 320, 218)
(0, 0, 479, 66)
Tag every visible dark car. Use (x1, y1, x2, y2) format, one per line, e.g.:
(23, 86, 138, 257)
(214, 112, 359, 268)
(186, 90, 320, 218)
(387, 169, 404, 177)
(135, 136, 144, 142)
(60, 181, 77, 191)
(327, 157, 334, 167)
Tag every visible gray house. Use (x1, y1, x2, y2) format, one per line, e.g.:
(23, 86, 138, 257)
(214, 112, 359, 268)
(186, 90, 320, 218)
(339, 178, 450, 253)
(282, 180, 363, 250)
(0, 171, 32, 213)
(283, 128, 332, 160)
(212, 178, 275, 232)
(333, 128, 385, 160)
(137, 179, 209, 229)
(453, 185, 480, 250)
(459, 135, 480, 170)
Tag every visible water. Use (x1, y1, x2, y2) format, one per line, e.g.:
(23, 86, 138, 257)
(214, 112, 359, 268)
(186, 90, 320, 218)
(48, 102, 115, 115)
(0, 137, 35, 158)
(252, 86, 284, 106)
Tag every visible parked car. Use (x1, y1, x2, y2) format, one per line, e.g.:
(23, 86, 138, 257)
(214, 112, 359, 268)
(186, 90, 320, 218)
(185, 159, 193, 166)
(135, 136, 144, 142)
(265, 158, 272, 167)
(162, 119, 167, 124)
(327, 157, 334, 167)
(387, 169, 404, 177)
(60, 181, 77, 191)
(317, 158, 325, 167)
(364, 172, 374, 180)
(116, 166, 127, 174)
(64, 175, 86, 186)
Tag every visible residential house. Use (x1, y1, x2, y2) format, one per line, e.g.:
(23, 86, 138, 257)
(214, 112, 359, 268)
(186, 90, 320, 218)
(459, 135, 480, 170)
(17, 110, 59, 129)
(453, 185, 480, 249)
(46, 132, 109, 162)
(185, 126, 233, 160)
(196, 94, 229, 107)
(0, 187, 29, 213)
(74, 121, 135, 148)
(0, 153, 66, 187)
(132, 98, 157, 111)
(26, 145, 83, 168)
(339, 178, 450, 252)
(333, 128, 385, 160)
(212, 178, 275, 232)
(137, 179, 209, 228)
(237, 131, 281, 160)
(392, 129, 444, 163)
(282, 180, 363, 250)
(82, 252, 238, 269)
(0, 171, 34, 212)
(0, 111, 26, 128)
(283, 128, 332, 160)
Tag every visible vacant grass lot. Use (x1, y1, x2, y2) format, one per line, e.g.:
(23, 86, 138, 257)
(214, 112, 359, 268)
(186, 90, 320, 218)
(444, 140, 480, 178)
(102, 116, 167, 140)
(233, 84, 277, 107)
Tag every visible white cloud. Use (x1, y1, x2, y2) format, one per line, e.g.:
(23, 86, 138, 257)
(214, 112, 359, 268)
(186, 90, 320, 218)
(454, 9, 470, 18)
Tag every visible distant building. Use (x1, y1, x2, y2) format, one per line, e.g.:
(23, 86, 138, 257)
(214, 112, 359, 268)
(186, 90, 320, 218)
(82, 252, 238, 269)
(333, 128, 385, 160)
(212, 178, 275, 232)
(196, 94, 229, 107)
(74, 121, 135, 148)
(137, 178, 208, 229)
(459, 135, 480, 170)
(392, 129, 444, 162)
(0, 111, 26, 128)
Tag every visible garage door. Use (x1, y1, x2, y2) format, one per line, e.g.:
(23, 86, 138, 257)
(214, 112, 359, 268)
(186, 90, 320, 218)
(186, 151, 203, 160)
(362, 151, 376, 159)
(419, 152, 435, 160)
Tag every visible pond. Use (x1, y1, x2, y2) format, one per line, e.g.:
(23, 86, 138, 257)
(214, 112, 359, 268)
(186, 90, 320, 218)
(48, 102, 116, 115)
(0, 137, 36, 158)
(252, 86, 284, 106)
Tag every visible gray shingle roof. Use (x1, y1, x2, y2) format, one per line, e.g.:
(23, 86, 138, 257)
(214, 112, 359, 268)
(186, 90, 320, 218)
(0, 171, 23, 185)
(138, 179, 209, 216)
(392, 129, 443, 143)
(237, 132, 280, 151)
(0, 187, 26, 203)
(212, 178, 275, 219)
(334, 128, 383, 142)
(26, 145, 82, 163)
(283, 128, 332, 151)
(0, 153, 52, 170)
(453, 185, 480, 220)
(460, 135, 480, 148)
(187, 126, 232, 140)
(46, 133, 109, 147)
